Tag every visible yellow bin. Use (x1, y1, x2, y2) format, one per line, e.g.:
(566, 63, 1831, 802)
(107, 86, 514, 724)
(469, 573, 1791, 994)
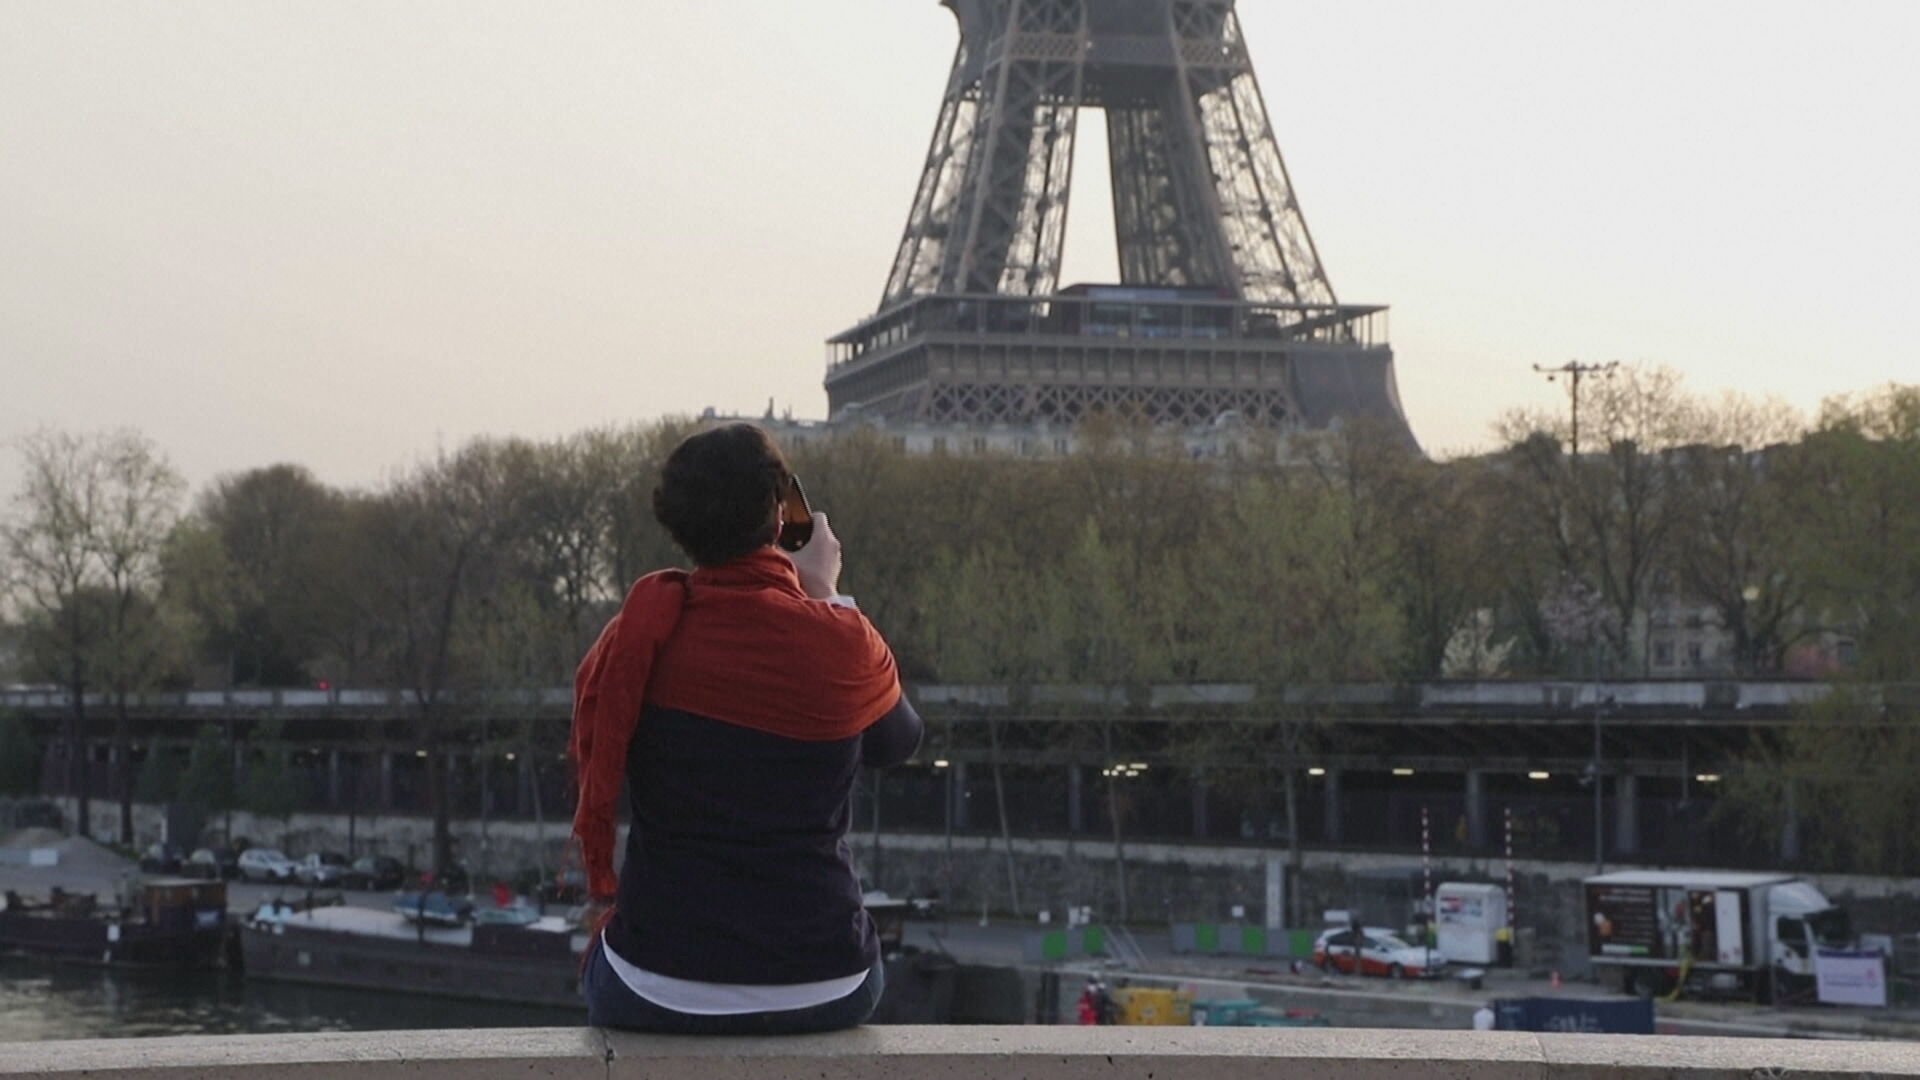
(1113, 987, 1194, 1026)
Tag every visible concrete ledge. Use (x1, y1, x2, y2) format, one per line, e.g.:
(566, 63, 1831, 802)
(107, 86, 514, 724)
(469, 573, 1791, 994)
(4, 1026, 1920, 1079)
(0, 1028, 606, 1079)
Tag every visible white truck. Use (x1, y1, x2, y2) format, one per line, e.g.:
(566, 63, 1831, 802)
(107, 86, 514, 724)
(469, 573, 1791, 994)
(1584, 870, 1852, 1002)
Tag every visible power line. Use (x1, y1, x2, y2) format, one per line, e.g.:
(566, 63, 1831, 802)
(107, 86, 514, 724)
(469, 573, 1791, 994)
(1532, 361, 1619, 456)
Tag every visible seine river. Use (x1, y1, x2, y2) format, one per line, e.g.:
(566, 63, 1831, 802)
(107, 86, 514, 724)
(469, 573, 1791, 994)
(0, 957, 580, 1043)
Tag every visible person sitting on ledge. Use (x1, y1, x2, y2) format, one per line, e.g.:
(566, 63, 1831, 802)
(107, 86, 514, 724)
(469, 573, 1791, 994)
(570, 422, 922, 1035)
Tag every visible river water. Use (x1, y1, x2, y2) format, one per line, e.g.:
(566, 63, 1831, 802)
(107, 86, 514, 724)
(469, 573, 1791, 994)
(0, 958, 580, 1043)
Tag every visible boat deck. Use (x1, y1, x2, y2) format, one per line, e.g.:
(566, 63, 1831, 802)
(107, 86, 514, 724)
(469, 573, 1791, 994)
(270, 905, 586, 951)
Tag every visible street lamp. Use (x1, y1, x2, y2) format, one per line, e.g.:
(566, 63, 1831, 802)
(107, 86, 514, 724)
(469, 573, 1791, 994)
(939, 757, 954, 921)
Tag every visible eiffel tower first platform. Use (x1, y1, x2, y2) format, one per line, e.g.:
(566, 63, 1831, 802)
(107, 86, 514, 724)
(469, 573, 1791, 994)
(825, 0, 1415, 444)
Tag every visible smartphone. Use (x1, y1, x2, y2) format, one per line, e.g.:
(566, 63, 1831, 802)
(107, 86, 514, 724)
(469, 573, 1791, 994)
(777, 474, 814, 552)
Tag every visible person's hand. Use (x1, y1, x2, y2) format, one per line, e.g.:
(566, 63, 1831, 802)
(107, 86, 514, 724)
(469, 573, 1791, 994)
(786, 511, 842, 600)
(578, 897, 615, 935)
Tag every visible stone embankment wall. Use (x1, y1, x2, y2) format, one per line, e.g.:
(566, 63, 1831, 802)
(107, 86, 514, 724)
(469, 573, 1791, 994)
(861, 832, 1920, 964)
(55, 798, 1920, 964)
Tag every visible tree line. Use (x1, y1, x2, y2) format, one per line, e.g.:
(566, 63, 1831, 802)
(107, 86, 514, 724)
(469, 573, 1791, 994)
(3, 370, 1916, 877)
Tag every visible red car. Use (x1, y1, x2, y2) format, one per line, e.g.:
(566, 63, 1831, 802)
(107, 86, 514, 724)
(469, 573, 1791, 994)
(1311, 926, 1434, 979)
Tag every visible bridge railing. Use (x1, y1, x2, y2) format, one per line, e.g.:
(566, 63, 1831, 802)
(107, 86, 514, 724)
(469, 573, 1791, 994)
(0, 679, 1858, 715)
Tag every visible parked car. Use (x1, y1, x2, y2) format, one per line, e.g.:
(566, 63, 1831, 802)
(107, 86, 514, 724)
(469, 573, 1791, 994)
(340, 855, 406, 892)
(1310, 927, 1436, 979)
(138, 844, 186, 875)
(237, 848, 300, 883)
(295, 851, 350, 886)
(182, 847, 240, 881)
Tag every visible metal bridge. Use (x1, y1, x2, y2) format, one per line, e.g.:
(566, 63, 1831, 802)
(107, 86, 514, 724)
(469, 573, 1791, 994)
(13, 680, 1903, 864)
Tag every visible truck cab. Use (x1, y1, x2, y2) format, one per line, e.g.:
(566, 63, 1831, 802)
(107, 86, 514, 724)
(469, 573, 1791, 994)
(1764, 879, 1852, 987)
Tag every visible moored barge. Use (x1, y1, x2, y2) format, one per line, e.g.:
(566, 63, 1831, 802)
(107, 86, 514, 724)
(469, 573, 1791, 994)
(0, 879, 229, 968)
(240, 904, 587, 1009)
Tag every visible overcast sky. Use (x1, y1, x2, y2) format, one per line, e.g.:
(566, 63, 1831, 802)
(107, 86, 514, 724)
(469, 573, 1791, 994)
(2, 1, 1916, 497)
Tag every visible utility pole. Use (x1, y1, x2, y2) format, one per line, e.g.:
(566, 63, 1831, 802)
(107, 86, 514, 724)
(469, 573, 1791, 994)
(1540, 358, 1621, 876)
(1532, 361, 1619, 456)
(1593, 684, 1606, 876)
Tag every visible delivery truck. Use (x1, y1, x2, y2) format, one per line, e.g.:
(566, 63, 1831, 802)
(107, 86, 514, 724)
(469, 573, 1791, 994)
(1584, 870, 1852, 1002)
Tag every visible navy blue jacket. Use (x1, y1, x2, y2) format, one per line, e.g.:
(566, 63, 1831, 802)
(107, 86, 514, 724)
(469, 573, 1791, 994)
(602, 697, 922, 984)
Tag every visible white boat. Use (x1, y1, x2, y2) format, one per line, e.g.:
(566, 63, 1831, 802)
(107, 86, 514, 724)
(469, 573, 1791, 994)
(471, 900, 539, 927)
(392, 890, 468, 927)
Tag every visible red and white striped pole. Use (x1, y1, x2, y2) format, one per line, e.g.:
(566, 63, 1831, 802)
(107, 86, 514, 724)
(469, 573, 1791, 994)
(1504, 806, 1516, 937)
(1420, 805, 1432, 945)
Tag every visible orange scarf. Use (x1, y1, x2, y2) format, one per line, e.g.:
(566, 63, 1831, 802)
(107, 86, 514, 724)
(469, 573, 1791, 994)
(569, 547, 900, 899)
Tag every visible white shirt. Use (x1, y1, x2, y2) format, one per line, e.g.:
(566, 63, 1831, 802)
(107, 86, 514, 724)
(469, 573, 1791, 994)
(601, 932, 867, 1016)
(1473, 1006, 1497, 1031)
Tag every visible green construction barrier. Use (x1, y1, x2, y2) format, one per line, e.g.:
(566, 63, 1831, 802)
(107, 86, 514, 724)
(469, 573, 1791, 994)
(1080, 925, 1106, 955)
(1041, 930, 1068, 960)
(1194, 923, 1219, 952)
(1239, 926, 1268, 955)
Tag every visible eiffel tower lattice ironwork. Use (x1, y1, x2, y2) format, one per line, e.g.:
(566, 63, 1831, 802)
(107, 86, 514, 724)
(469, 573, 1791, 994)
(824, 0, 1416, 443)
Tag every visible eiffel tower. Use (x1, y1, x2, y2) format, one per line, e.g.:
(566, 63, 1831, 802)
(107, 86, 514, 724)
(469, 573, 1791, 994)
(825, 0, 1415, 443)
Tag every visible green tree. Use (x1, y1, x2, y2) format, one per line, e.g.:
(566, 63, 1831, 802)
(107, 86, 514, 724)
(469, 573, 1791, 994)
(793, 427, 979, 670)
(1057, 518, 1186, 924)
(918, 542, 1069, 916)
(176, 723, 236, 843)
(158, 519, 241, 684)
(1784, 385, 1920, 677)
(0, 713, 40, 797)
(1720, 686, 1920, 874)
(133, 743, 180, 805)
(193, 464, 346, 686)
(239, 719, 298, 845)
(1181, 467, 1401, 923)
(1386, 453, 1497, 679)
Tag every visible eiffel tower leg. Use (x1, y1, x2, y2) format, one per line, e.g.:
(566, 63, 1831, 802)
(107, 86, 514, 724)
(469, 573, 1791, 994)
(1107, 102, 1237, 290)
(885, 41, 987, 308)
(1169, 3, 1335, 305)
(948, 0, 1090, 298)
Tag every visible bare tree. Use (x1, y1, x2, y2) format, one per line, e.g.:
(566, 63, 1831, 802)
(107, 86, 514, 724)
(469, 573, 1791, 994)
(1496, 364, 1696, 670)
(1668, 394, 1808, 673)
(358, 443, 512, 878)
(90, 432, 187, 841)
(603, 421, 698, 590)
(4, 430, 107, 838)
(497, 434, 622, 678)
